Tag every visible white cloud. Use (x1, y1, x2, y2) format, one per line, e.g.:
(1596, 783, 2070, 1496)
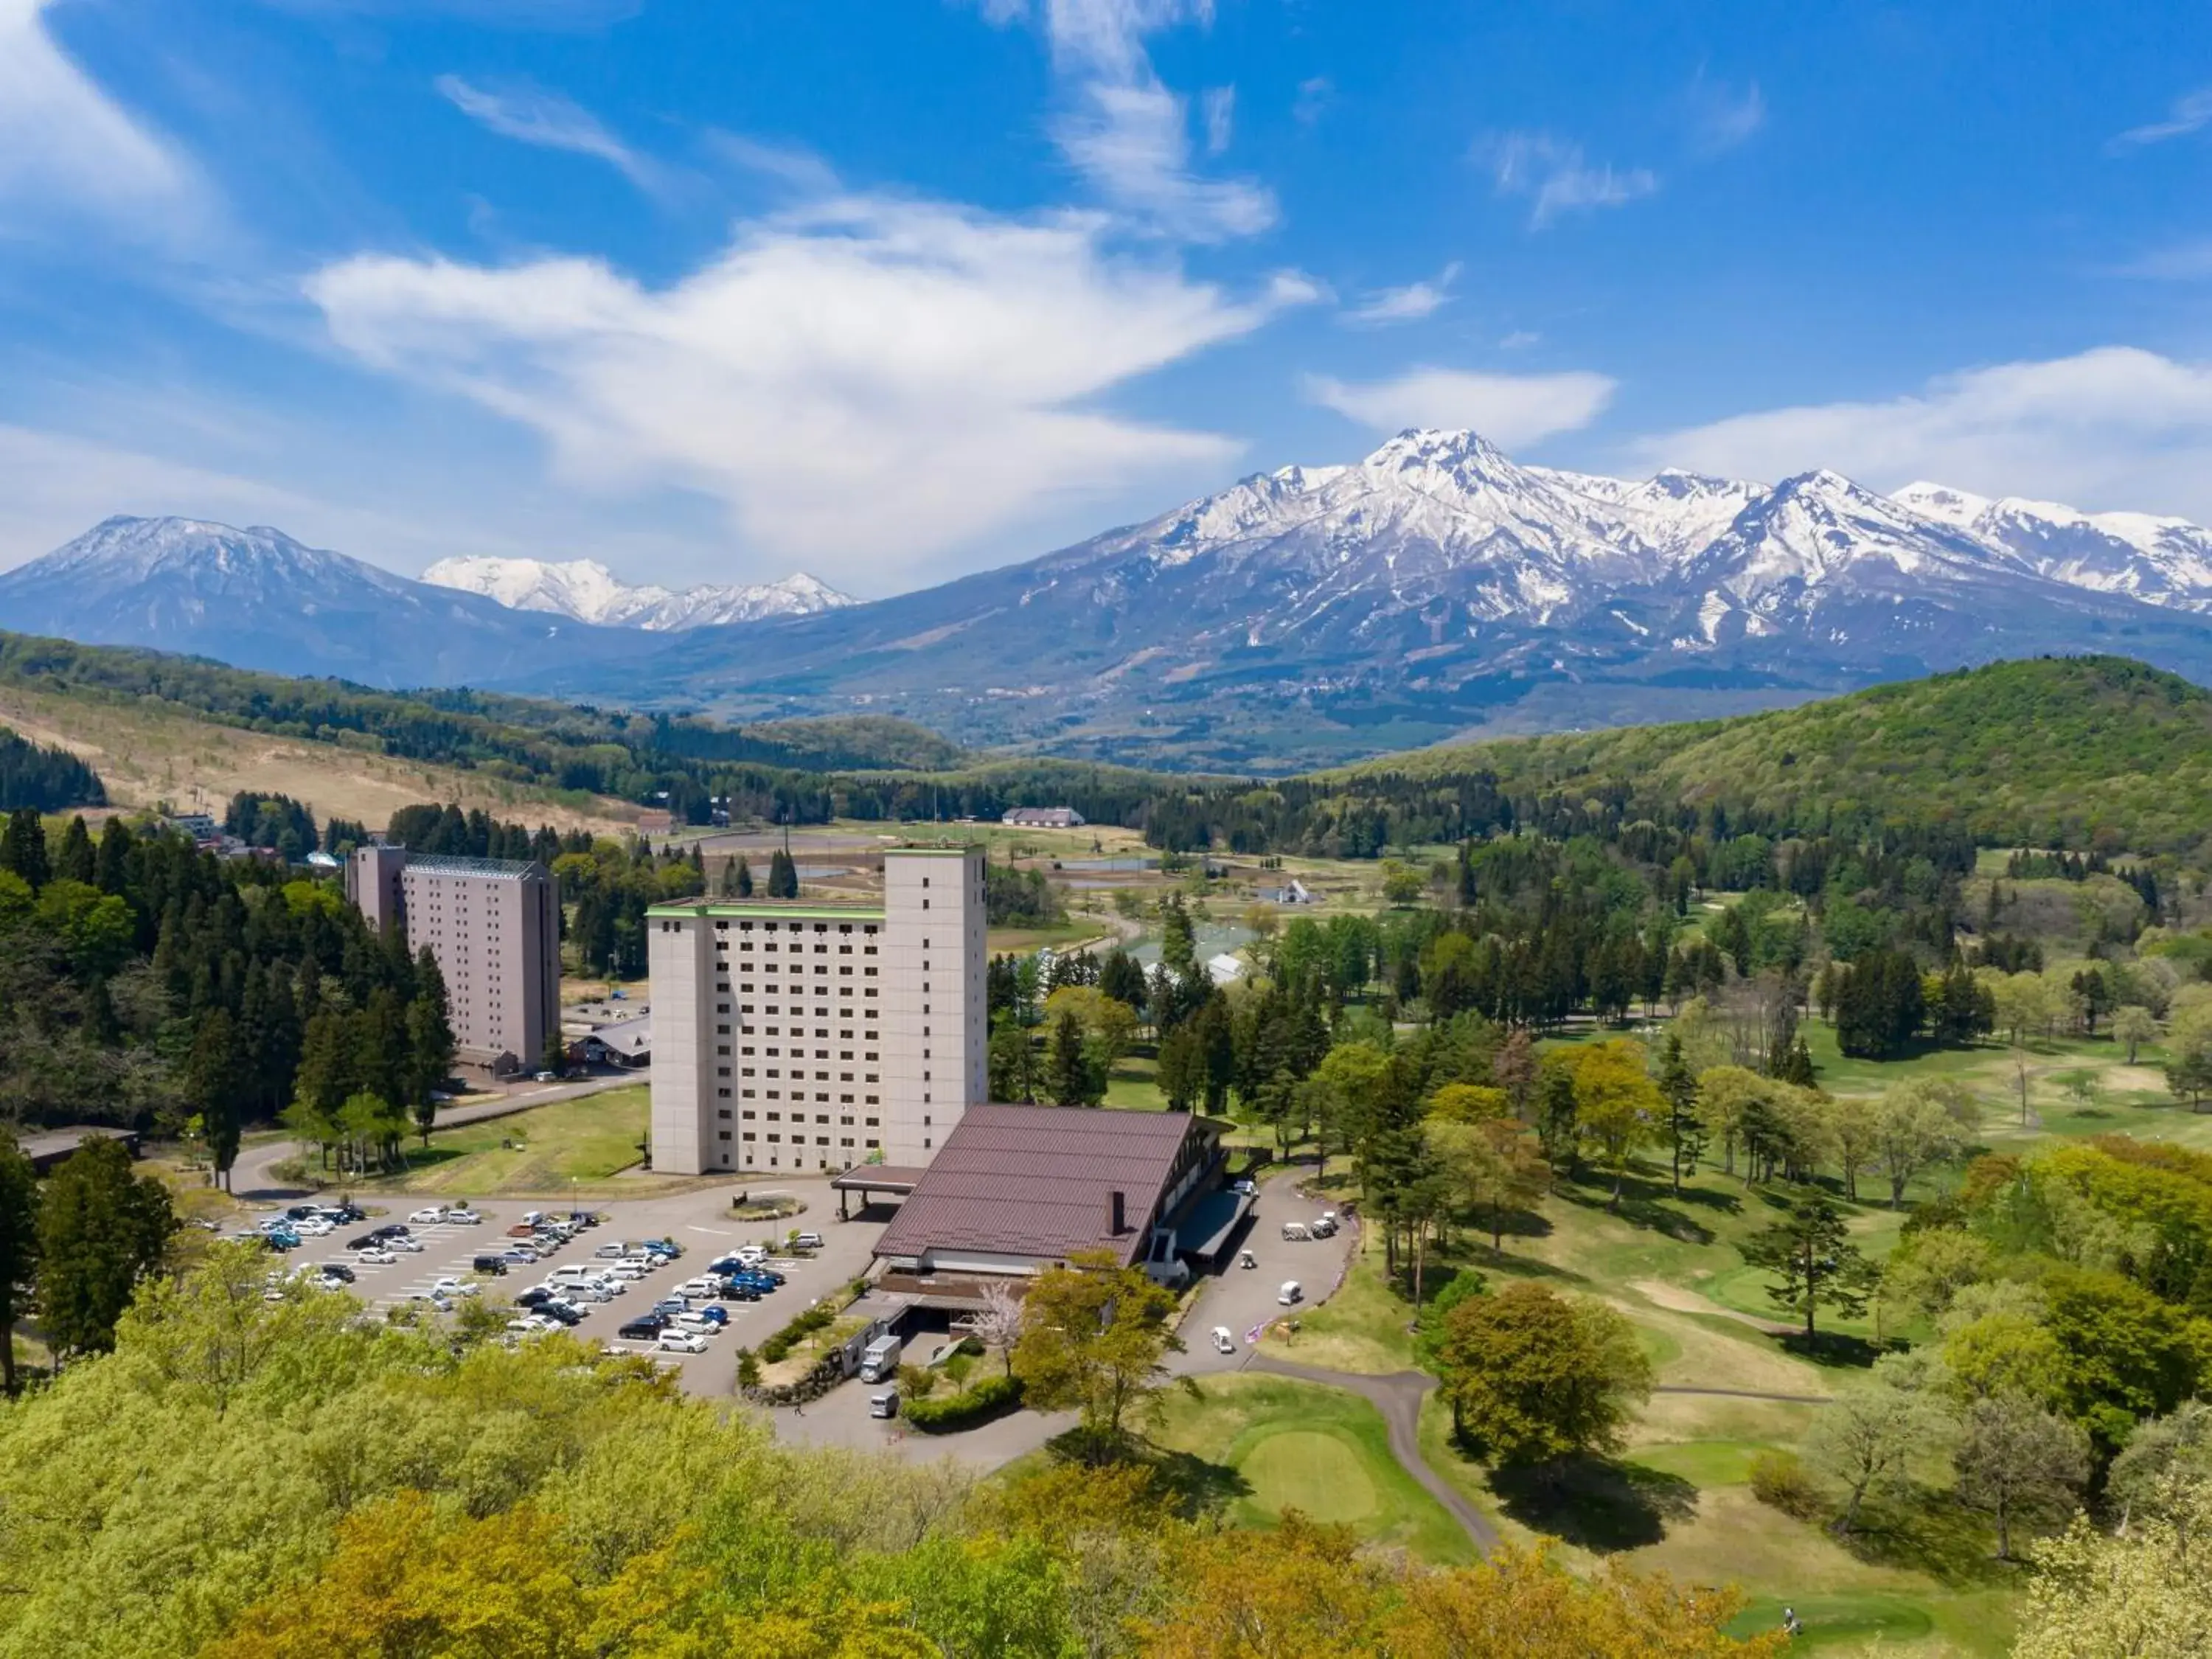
(982, 0, 1273, 240)
(1484, 131, 1657, 229)
(2115, 238, 2212, 279)
(305, 193, 1312, 582)
(436, 74, 668, 195)
(1636, 346, 2212, 521)
(1343, 262, 1460, 326)
(1293, 76, 1332, 127)
(1305, 364, 1616, 449)
(2110, 84, 2212, 152)
(0, 0, 205, 238)
(1201, 85, 1234, 156)
(1687, 74, 1764, 154)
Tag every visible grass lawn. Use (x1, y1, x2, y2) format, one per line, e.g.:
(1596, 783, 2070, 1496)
(342, 1088, 653, 1197)
(1147, 1373, 1476, 1565)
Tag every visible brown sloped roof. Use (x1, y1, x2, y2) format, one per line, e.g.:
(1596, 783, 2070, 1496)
(873, 1104, 1203, 1268)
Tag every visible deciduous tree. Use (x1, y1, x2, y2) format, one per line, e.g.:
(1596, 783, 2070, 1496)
(1952, 1391, 2089, 1559)
(1433, 1281, 1652, 1470)
(1011, 1249, 1181, 1453)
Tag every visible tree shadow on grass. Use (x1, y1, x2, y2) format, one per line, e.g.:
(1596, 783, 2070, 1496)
(1043, 1425, 1253, 1523)
(1840, 1492, 2020, 1589)
(1777, 1331, 1884, 1370)
(1488, 1455, 1699, 1553)
(1557, 1178, 1716, 1246)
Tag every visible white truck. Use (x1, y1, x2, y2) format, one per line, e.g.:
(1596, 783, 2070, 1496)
(858, 1333, 903, 1384)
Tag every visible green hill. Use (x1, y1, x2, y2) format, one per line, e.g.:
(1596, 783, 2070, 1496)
(1336, 656, 2212, 855)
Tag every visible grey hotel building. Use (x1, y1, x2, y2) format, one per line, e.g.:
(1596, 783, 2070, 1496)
(346, 842, 562, 1068)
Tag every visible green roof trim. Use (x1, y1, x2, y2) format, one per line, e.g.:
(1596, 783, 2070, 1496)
(647, 902, 888, 922)
(883, 845, 982, 856)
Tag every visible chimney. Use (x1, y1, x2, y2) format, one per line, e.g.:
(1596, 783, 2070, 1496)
(1109, 1190, 1126, 1236)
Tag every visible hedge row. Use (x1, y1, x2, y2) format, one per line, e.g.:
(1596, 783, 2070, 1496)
(757, 1303, 838, 1365)
(902, 1374, 1023, 1433)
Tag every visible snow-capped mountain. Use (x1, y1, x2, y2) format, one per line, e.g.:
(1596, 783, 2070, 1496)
(0, 517, 643, 687)
(420, 556, 854, 630)
(17, 434, 2212, 771)
(1891, 481, 2212, 611)
(551, 428, 2212, 768)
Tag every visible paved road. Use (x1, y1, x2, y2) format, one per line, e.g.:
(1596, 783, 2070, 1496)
(1245, 1352, 1500, 1554)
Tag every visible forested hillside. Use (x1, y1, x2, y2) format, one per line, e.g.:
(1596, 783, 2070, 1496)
(0, 726, 104, 812)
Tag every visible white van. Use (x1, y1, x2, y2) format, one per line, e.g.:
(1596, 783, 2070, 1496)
(1278, 1281, 1302, 1305)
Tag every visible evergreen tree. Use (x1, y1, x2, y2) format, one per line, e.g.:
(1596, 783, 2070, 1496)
(53, 816, 94, 884)
(186, 1009, 246, 1191)
(0, 1135, 38, 1394)
(1656, 1034, 1703, 1194)
(1739, 1194, 1879, 1341)
(767, 848, 799, 899)
(0, 808, 48, 891)
(35, 1138, 175, 1358)
(1046, 1010, 1098, 1107)
(92, 818, 133, 896)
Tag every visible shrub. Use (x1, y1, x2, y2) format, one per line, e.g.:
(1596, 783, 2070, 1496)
(902, 1374, 1023, 1433)
(897, 1362, 937, 1398)
(1748, 1450, 1826, 1521)
(757, 1304, 838, 1366)
(735, 1349, 760, 1390)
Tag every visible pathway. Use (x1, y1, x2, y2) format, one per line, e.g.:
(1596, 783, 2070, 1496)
(1243, 1352, 1500, 1554)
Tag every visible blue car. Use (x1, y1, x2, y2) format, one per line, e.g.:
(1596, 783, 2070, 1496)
(692, 1305, 730, 1327)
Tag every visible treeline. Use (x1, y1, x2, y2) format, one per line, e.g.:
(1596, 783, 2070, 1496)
(0, 726, 104, 811)
(0, 806, 450, 1165)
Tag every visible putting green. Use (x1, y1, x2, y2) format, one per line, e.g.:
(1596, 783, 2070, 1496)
(1726, 1593, 1936, 1649)
(1237, 1429, 1379, 1525)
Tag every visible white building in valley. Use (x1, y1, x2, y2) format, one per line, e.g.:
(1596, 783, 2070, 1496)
(645, 845, 987, 1175)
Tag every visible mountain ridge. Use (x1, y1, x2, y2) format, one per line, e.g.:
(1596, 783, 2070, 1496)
(15, 432, 2212, 771)
(419, 555, 855, 630)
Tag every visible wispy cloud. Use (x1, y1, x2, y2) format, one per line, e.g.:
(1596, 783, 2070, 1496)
(435, 74, 669, 195)
(0, 0, 209, 242)
(1686, 73, 1764, 155)
(2109, 84, 2212, 153)
(981, 0, 1273, 240)
(1637, 346, 2212, 523)
(2113, 238, 2212, 280)
(307, 192, 1316, 583)
(1306, 364, 1615, 448)
(1293, 77, 1332, 127)
(1201, 86, 1234, 156)
(1483, 131, 1657, 228)
(1343, 262, 1461, 327)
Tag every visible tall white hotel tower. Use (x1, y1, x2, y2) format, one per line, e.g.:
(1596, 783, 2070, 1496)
(646, 845, 987, 1175)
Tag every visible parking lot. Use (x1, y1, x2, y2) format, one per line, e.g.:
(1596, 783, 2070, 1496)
(1178, 1172, 1357, 1377)
(256, 1181, 888, 1398)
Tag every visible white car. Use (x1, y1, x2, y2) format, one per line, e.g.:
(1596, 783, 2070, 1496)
(656, 1329, 709, 1354)
(408, 1207, 449, 1225)
(355, 1248, 397, 1265)
(675, 1276, 721, 1299)
(446, 1208, 483, 1226)
(294, 1217, 333, 1237)
(429, 1276, 477, 1298)
(507, 1315, 557, 1335)
(566, 1281, 613, 1303)
(673, 1310, 721, 1335)
(607, 1262, 647, 1281)
(388, 1236, 425, 1253)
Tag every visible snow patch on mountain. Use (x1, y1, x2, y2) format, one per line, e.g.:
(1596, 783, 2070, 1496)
(420, 556, 855, 630)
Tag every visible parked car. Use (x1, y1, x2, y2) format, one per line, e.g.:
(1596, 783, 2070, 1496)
(718, 1281, 761, 1302)
(868, 1390, 900, 1419)
(1278, 1281, 1302, 1305)
(566, 1281, 613, 1303)
(651, 1297, 692, 1318)
(791, 1231, 824, 1251)
(294, 1218, 333, 1237)
(507, 1315, 557, 1336)
(675, 1276, 722, 1299)
(428, 1276, 475, 1298)
(446, 1208, 483, 1226)
(319, 1262, 357, 1284)
(675, 1307, 728, 1332)
(1231, 1177, 1257, 1197)
(355, 1248, 397, 1265)
(595, 1242, 628, 1259)
(639, 1238, 682, 1258)
(515, 1287, 555, 1309)
(538, 1303, 584, 1326)
(1211, 1326, 1237, 1354)
(372, 1223, 411, 1239)
(388, 1236, 425, 1253)
(472, 1255, 510, 1276)
(346, 1235, 378, 1252)
(327, 1203, 368, 1222)
(656, 1329, 709, 1354)
(408, 1207, 449, 1225)
(616, 1315, 667, 1341)
(284, 1204, 320, 1221)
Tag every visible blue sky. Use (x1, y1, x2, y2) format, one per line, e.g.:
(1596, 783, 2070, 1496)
(4, 0, 2212, 596)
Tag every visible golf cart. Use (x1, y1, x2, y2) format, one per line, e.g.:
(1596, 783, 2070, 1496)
(1279, 1281, 1303, 1305)
(1211, 1326, 1237, 1354)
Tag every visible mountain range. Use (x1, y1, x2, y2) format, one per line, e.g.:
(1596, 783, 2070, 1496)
(10, 431, 2212, 768)
(420, 556, 853, 630)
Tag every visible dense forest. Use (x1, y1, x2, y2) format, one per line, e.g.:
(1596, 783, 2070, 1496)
(0, 726, 105, 813)
(14, 640, 2212, 869)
